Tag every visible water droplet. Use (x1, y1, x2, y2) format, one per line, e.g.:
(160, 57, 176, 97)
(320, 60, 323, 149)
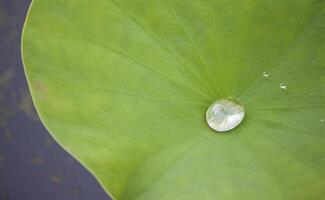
(263, 72, 269, 78)
(280, 83, 287, 90)
(321, 119, 324, 123)
(268, 110, 272, 114)
(206, 99, 245, 132)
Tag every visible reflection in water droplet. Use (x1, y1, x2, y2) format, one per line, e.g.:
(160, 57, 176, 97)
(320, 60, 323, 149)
(280, 83, 287, 90)
(206, 99, 245, 132)
(263, 72, 269, 78)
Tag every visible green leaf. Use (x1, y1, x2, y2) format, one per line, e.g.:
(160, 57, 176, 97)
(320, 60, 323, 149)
(22, 0, 325, 199)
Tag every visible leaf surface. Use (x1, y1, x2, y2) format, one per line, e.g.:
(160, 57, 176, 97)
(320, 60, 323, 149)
(22, 0, 325, 199)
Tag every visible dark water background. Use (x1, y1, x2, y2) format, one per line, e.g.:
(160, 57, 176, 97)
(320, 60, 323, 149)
(0, 0, 111, 199)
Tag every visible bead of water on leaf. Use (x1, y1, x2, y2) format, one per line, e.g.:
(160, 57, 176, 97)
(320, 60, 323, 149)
(206, 99, 245, 132)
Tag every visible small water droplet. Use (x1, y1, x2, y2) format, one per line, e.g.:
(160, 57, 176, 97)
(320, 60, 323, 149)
(321, 119, 324, 123)
(310, 92, 313, 96)
(206, 99, 245, 132)
(263, 72, 269, 78)
(268, 110, 272, 114)
(280, 83, 287, 90)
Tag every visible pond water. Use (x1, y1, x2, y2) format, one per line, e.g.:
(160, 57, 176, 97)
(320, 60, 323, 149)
(0, 0, 111, 199)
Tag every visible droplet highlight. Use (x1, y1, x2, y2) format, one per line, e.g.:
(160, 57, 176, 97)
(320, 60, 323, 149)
(206, 99, 245, 132)
(263, 72, 269, 78)
(280, 83, 287, 90)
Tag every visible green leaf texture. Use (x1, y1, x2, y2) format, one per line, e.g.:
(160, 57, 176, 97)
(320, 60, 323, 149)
(22, 0, 325, 199)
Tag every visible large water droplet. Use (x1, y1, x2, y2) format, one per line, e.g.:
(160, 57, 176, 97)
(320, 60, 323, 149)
(206, 99, 245, 132)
